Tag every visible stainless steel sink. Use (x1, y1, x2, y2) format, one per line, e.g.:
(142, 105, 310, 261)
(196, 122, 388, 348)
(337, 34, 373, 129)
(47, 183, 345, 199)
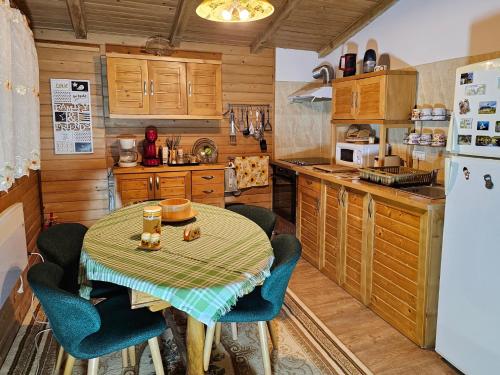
(400, 186, 446, 199)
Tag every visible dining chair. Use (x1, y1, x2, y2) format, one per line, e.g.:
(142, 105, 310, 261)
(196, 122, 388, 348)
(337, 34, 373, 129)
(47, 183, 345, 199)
(36, 223, 126, 299)
(203, 234, 301, 374)
(226, 204, 276, 239)
(28, 261, 167, 375)
(225, 204, 278, 340)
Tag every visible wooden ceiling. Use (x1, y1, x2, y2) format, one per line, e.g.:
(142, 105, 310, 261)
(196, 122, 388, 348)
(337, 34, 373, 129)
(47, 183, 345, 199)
(16, 0, 396, 56)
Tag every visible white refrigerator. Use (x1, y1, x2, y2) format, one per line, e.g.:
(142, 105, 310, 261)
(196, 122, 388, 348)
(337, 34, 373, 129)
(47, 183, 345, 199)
(436, 58, 500, 374)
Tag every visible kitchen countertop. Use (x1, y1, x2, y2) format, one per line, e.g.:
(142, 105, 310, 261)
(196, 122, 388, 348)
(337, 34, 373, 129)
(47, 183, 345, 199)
(113, 163, 226, 174)
(271, 159, 445, 210)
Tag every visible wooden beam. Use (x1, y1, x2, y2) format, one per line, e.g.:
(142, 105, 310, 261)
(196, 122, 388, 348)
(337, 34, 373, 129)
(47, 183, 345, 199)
(317, 0, 398, 58)
(250, 0, 302, 54)
(65, 0, 87, 39)
(169, 0, 198, 47)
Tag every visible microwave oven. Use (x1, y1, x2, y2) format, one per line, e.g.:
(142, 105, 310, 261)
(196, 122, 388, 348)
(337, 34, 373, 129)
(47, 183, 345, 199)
(335, 142, 384, 167)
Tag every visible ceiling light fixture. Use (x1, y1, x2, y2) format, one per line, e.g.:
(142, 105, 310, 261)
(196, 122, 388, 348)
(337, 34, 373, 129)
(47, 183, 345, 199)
(196, 0, 275, 23)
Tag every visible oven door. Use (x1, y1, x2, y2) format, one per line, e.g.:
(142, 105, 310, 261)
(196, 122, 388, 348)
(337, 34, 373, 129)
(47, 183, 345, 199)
(272, 165, 296, 224)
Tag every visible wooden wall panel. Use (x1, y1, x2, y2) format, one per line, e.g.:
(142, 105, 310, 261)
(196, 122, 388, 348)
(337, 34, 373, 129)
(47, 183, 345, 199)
(37, 40, 275, 224)
(0, 172, 42, 367)
(37, 43, 109, 226)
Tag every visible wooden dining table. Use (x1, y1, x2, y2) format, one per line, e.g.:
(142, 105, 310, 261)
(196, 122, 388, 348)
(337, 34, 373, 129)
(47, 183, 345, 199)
(78, 201, 274, 374)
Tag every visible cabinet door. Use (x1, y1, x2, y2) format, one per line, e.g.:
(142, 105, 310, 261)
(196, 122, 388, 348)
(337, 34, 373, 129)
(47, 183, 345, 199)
(154, 171, 191, 200)
(342, 190, 366, 302)
(107, 58, 149, 115)
(370, 200, 421, 344)
(321, 183, 341, 283)
(116, 173, 155, 206)
(148, 61, 187, 115)
(355, 76, 386, 119)
(332, 80, 355, 119)
(297, 176, 321, 268)
(187, 63, 222, 117)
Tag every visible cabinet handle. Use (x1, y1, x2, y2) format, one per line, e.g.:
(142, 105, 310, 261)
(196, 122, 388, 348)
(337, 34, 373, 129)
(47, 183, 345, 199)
(144, 80, 147, 96)
(202, 175, 214, 180)
(351, 91, 355, 109)
(316, 198, 320, 213)
(203, 189, 214, 194)
(155, 176, 160, 190)
(148, 176, 153, 191)
(150, 80, 154, 96)
(368, 197, 373, 218)
(188, 82, 192, 96)
(337, 188, 342, 205)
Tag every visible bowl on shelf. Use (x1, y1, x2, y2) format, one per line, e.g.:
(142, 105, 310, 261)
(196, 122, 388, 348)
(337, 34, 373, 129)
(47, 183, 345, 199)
(159, 198, 197, 222)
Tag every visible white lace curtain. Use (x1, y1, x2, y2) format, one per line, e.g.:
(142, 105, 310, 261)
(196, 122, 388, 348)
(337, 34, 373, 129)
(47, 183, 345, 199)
(0, 0, 40, 192)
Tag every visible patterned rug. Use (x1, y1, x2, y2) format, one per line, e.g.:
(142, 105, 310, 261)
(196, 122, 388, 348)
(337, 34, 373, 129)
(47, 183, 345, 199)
(1, 291, 371, 375)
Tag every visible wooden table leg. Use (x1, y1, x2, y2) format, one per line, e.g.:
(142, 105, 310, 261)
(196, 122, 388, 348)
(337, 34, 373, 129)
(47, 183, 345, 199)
(187, 316, 205, 375)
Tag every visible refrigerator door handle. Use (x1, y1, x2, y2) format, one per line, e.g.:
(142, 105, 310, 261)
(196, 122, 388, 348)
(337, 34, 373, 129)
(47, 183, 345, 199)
(446, 112, 456, 153)
(444, 157, 459, 196)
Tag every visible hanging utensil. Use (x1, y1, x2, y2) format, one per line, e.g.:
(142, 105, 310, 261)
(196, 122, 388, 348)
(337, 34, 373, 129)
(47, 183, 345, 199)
(242, 109, 250, 136)
(249, 110, 255, 136)
(229, 108, 237, 145)
(264, 108, 272, 131)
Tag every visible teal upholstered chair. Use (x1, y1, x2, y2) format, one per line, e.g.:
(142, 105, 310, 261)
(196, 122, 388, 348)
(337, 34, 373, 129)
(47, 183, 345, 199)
(226, 204, 276, 239)
(36, 223, 126, 298)
(203, 234, 301, 374)
(28, 262, 166, 375)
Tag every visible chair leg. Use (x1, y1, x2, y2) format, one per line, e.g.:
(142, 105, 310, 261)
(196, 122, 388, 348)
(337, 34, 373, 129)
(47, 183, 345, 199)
(148, 337, 165, 375)
(257, 321, 272, 375)
(63, 354, 75, 375)
(53, 346, 65, 375)
(128, 346, 136, 366)
(231, 322, 238, 340)
(87, 358, 99, 375)
(203, 324, 216, 371)
(121, 348, 128, 367)
(266, 320, 279, 351)
(214, 322, 222, 345)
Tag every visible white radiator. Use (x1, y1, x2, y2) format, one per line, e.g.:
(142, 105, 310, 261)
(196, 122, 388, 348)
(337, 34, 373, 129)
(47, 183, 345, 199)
(0, 203, 28, 309)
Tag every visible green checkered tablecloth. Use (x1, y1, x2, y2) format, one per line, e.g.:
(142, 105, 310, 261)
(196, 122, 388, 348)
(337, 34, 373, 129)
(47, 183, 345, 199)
(79, 202, 274, 326)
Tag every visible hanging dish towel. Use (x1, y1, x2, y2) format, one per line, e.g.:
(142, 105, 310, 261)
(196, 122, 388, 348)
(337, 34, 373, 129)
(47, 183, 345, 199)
(234, 156, 269, 189)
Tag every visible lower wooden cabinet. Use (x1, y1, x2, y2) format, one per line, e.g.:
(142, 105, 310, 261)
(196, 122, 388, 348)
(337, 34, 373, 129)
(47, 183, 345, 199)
(296, 176, 444, 348)
(320, 183, 341, 283)
(114, 167, 224, 208)
(155, 171, 191, 200)
(297, 175, 321, 268)
(342, 189, 367, 302)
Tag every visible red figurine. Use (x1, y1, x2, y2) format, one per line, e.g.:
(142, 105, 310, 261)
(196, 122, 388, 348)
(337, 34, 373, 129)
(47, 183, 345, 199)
(142, 126, 160, 166)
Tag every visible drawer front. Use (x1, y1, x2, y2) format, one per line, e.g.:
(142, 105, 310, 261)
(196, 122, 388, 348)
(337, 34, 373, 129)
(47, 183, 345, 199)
(192, 196, 225, 208)
(192, 170, 224, 185)
(192, 183, 224, 198)
(298, 175, 321, 194)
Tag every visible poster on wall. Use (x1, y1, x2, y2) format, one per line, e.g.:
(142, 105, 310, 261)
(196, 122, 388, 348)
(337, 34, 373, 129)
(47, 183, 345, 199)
(50, 79, 93, 154)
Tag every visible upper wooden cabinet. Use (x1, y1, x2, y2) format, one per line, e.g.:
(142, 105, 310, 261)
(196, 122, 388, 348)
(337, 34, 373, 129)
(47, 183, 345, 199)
(107, 58, 149, 115)
(106, 54, 222, 119)
(148, 61, 187, 115)
(332, 70, 417, 122)
(187, 63, 222, 117)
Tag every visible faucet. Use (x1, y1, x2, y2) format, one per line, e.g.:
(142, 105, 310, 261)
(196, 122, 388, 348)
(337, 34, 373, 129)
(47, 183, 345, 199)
(430, 169, 439, 186)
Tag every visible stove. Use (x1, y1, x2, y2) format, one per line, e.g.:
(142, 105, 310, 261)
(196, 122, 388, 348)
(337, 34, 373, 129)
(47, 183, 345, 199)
(280, 157, 331, 166)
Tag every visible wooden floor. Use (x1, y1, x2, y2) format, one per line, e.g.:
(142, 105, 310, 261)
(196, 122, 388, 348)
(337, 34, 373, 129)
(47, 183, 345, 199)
(288, 259, 459, 375)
